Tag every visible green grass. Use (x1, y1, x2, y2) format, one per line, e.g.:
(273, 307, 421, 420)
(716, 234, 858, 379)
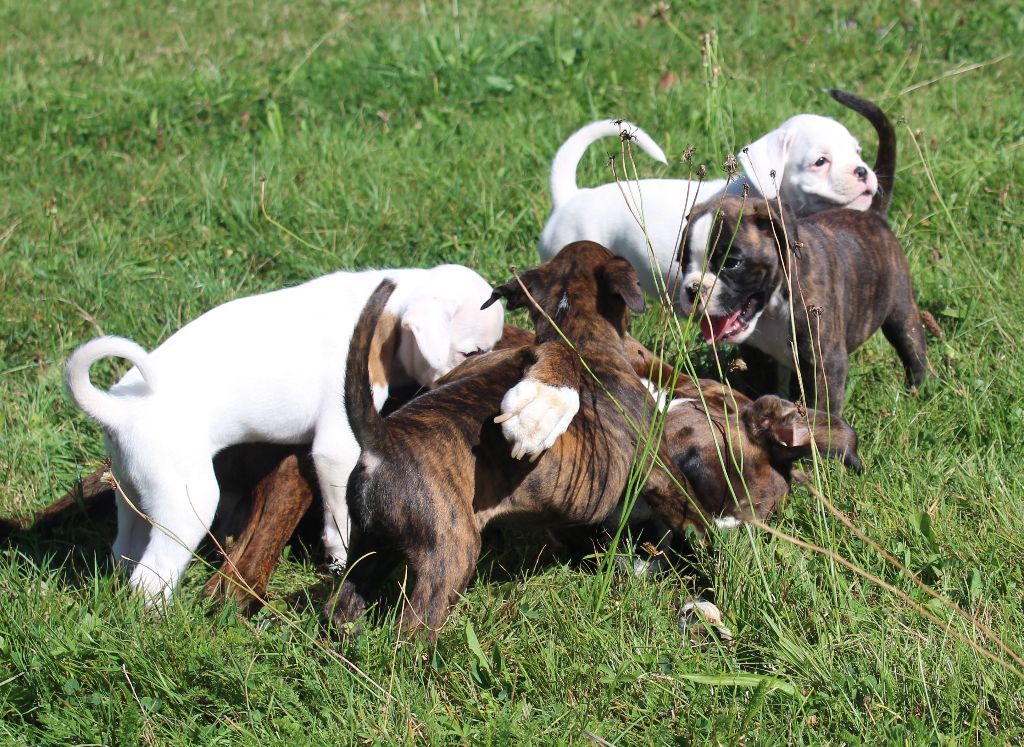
(2, 0, 1023, 743)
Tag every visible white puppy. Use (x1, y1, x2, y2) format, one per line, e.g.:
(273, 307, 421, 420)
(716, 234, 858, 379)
(65, 265, 504, 602)
(538, 115, 878, 310)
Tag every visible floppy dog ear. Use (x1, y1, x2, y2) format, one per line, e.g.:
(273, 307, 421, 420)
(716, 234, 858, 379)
(739, 126, 795, 200)
(600, 256, 645, 313)
(750, 198, 799, 250)
(401, 297, 456, 373)
(482, 270, 534, 311)
(744, 395, 863, 472)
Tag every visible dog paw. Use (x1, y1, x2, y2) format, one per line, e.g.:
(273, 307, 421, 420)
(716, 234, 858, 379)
(495, 380, 579, 460)
(678, 599, 733, 645)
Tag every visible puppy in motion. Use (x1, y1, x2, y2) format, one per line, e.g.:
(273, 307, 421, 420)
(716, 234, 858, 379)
(679, 93, 927, 414)
(64, 265, 504, 602)
(539, 90, 887, 308)
(329, 243, 707, 640)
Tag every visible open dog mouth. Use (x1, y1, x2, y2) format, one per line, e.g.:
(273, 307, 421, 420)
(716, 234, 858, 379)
(700, 295, 759, 344)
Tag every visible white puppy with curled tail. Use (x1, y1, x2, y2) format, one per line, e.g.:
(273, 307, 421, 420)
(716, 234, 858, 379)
(66, 264, 504, 603)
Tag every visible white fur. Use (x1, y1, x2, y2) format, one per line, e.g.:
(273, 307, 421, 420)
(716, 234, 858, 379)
(496, 381, 579, 461)
(65, 265, 504, 602)
(540, 115, 878, 311)
(678, 599, 733, 642)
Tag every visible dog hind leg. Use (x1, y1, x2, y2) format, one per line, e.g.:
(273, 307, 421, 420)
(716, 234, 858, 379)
(325, 528, 399, 630)
(127, 460, 220, 604)
(882, 302, 929, 390)
(399, 518, 481, 641)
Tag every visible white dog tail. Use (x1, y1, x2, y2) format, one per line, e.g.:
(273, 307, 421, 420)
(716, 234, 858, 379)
(549, 119, 668, 208)
(65, 336, 158, 428)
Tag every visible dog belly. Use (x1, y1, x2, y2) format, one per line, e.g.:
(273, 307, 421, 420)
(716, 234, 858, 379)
(540, 180, 724, 298)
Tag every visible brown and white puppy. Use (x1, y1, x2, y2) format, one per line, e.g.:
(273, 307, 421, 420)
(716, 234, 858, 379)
(678, 95, 927, 414)
(626, 341, 862, 531)
(327, 243, 708, 640)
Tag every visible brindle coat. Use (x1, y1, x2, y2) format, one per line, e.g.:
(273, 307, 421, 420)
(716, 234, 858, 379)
(684, 196, 929, 414)
(627, 341, 862, 527)
(328, 243, 708, 639)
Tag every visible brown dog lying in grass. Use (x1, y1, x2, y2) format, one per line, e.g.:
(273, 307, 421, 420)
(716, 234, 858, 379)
(327, 242, 710, 639)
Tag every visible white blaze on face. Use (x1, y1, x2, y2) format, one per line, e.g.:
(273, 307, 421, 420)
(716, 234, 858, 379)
(678, 212, 718, 315)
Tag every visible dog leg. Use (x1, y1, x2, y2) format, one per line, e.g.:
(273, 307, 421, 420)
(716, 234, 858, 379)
(399, 524, 481, 641)
(128, 460, 221, 603)
(325, 529, 399, 631)
(496, 342, 580, 460)
(311, 425, 360, 571)
(112, 481, 150, 569)
(882, 303, 929, 391)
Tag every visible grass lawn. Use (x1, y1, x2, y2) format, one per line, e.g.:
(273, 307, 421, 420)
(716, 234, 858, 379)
(2, 0, 1022, 743)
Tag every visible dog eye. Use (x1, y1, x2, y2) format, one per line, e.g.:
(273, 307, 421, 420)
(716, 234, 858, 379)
(813, 156, 828, 167)
(721, 255, 742, 270)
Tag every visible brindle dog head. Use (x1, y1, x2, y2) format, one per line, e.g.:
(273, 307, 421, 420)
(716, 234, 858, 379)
(628, 342, 861, 525)
(665, 384, 861, 525)
(482, 241, 645, 339)
(677, 196, 798, 346)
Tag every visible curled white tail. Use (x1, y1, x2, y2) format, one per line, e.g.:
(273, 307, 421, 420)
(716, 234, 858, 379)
(549, 119, 668, 209)
(65, 336, 158, 428)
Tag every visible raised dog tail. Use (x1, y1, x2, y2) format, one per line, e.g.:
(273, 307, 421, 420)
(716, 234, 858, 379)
(549, 119, 668, 209)
(65, 336, 159, 429)
(828, 89, 896, 216)
(344, 280, 397, 449)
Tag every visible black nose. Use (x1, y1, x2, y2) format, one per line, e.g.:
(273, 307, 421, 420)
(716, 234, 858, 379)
(685, 284, 698, 303)
(854, 166, 868, 180)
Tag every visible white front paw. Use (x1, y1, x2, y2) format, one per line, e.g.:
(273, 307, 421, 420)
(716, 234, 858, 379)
(494, 380, 579, 460)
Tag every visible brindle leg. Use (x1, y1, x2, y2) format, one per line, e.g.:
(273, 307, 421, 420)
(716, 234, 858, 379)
(399, 523, 481, 641)
(204, 454, 315, 611)
(882, 304, 929, 390)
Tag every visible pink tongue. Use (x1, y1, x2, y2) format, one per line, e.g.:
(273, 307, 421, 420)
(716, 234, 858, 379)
(700, 309, 743, 345)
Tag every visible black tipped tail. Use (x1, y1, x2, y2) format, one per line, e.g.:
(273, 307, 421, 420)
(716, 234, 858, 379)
(828, 89, 896, 216)
(344, 280, 397, 449)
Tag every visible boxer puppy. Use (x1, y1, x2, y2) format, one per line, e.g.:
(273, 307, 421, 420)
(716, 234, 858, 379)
(677, 95, 926, 414)
(327, 243, 709, 640)
(539, 90, 886, 310)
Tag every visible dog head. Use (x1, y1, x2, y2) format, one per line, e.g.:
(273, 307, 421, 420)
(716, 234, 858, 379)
(739, 113, 878, 215)
(677, 195, 794, 344)
(482, 241, 645, 339)
(395, 264, 504, 387)
(663, 382, 862, 525)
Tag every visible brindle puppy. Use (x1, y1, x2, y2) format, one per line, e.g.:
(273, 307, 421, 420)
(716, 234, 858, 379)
(678, 92, 928, 414)
(327, 243, 708, 640)
(626, 342, 862, 530)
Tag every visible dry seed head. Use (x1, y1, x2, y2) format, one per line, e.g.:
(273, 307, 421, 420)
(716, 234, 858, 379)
(682, 145, 695, 163)
(723, 154, 738, 177)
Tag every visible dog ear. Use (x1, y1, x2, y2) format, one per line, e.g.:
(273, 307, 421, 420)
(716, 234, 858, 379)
(739, 127, 795, 200)
(401, 297, 456, 373)
(749, 198, 799, 249)
(744, 395, 863, 472)
(482, 270, 534, 311)
(600, 256, 645, 313)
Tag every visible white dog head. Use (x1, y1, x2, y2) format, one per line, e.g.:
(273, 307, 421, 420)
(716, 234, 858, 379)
(395, 265, 504, 388)
(738, 114, 877, 215)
